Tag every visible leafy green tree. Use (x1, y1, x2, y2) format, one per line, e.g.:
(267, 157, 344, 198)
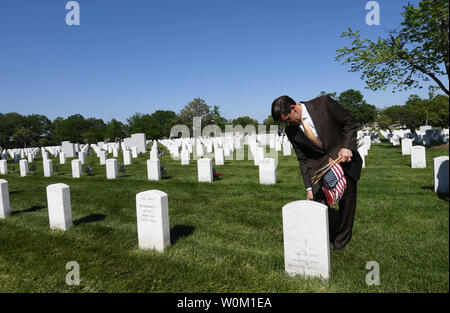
(84, 118, 106, 142)
(337, 89, 377, 126)
(210, 106, 228, 131)
(231, 116, 259, 129)
(127, 113, 157, 138)
(12, 127, 38, 148)
(52, 114, 87, 143)
(0, 113, 26, 148)
(336, 0, 449, 95)
(105, 119, 127, 141)
(178, 98, 213, 131)
(263, 115, 281, 127)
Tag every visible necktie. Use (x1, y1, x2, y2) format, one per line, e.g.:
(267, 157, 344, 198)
(300, 119, 323, 149)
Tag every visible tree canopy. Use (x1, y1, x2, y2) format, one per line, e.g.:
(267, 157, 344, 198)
(336, 0, 449, 95)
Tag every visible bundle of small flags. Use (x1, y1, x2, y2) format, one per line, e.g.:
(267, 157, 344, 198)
(212, 167, 222, 181)
(320, 162, 347, 206)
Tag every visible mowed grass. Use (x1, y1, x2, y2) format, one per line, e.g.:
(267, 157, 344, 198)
(0, 139, 448, 292)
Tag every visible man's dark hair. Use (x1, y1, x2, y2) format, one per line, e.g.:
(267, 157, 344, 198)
(271, 95, 296, 121)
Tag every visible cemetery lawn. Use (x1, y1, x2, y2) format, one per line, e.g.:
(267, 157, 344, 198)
(0, 141, 448, 293)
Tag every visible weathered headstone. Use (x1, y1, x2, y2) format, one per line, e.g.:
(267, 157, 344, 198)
(46, 183, 72, 231)
(71, 159, 82, 178)
(106, 159, 118, 179)
(411, 146, 426, 168)
(0, 179, 11, 219)
(259, 158, 277, 185)
(197, 158, 213, 183)
(147, 159, 161, 181)
(282, 200, 330, 279)
(136, 190, 170, 252)
(434, 156, 449, 193)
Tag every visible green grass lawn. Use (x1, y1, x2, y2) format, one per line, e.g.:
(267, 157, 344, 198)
(0, 140, 448, 292)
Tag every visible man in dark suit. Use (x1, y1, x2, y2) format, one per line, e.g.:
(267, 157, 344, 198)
(271, 95, 362, 250)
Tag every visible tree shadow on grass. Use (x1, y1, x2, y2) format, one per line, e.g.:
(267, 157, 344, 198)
(170, 225, 195, 245)
(73, 213, 107, 226)
(10, 205, 45, 215)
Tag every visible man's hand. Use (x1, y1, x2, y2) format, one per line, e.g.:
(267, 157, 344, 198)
(338, 148, 353, 162)
(306, 190, 314, 201)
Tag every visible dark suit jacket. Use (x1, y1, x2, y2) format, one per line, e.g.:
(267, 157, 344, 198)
(285, 96, 362, 196)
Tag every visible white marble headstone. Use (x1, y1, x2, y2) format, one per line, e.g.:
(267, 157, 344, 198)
(136, 190, 170, 252)
(59, 152, 66, 164)
(131, 146, 138, 158)
(0, 179, 11, 219)
(411, 146, 426, 168)
(43, 159, 53, 177)
(71, 159, 82, 178)
(0, 160, 7, 175)
(282, 200, 330, 279)
(19, 159, 28, 177)
(78, 152, 86, 165)
(197, 158, 213, 183)
(282, 141, 291, 156)
(214, 148, 224, 166)
(259, 158, 276, 185)
(147, 159, 161, 181)
(106, 159, 118, 179)
(401, 139, 412, 155)
(46, 183, 72, 231)
(181, 150, 190, 165)
(434, 156, 449, 193)
(123, 150, 132, 165)
(99, 151, 106, 165)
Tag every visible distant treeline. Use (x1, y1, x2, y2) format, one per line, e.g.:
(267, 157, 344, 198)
(1, 92, 448, 148)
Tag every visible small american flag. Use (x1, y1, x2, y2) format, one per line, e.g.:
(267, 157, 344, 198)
(320, 162, 347, 206)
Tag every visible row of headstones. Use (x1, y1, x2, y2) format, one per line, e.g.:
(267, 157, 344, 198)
(381, 127, 449, 146)
(357, 131, 381, 144)
(399, 139, 448, 192)
(0, 157, 279, 185)
(0, 180, 331, 280)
